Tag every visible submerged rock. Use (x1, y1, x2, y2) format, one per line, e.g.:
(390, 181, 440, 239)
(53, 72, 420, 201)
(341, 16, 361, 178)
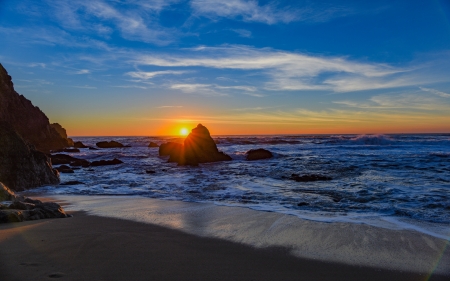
(60, 181, 84, 185)
(90, 158, 123, 166)
(245, 148, 273, 161)
(0, 124, 60, 191)
(290, 174, 332, 182)
(96, 141, 129, 148)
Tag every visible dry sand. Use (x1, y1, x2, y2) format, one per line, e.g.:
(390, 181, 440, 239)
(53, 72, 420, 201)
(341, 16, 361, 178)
(0, 211, 447, 281)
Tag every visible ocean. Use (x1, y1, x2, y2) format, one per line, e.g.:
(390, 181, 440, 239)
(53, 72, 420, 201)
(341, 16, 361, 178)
(28, 134, 450, 239)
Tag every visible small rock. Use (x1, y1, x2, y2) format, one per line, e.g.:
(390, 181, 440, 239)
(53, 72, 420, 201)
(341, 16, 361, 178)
(148, 142, 159, 148)
(74, 141, 88, 148)
(90, 158, 124, 166)
(96, 141, 130, 148)
(245, 148, 273, 161)
(60, 181, 84, 185)
(146, 170, 156, 174)
(55, 165, 74, 173)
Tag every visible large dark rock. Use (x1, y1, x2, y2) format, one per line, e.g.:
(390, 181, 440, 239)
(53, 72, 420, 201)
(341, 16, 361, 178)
(96, 141, 128, 148)
(0, 64, 72, 153)
(0, 124, 60, 191)
(159, 124, 232, 166)
(183, 124, 232, 165)
(245, 148, 273, 161)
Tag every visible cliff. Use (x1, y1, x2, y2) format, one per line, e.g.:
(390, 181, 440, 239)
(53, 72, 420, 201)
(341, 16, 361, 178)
(0, 63, 71, 153)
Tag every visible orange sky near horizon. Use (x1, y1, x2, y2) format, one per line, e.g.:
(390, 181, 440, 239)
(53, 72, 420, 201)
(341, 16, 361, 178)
(60, 115, 450, 137)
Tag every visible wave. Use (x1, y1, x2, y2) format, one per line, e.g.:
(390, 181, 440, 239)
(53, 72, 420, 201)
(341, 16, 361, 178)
(348, 134, 394, 145)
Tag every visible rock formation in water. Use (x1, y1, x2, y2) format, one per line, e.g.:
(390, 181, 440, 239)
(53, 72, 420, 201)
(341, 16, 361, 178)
(96, 141, 129, 148)
(159, 124, 232, 166)
(183, 124, 232, 165)
(0, 63, 72, 153)
(0, 182, 69, 223)
(74, 141, 88, 148)
(0, 123, 60, 191)
(148, 141, 159, 148)
(245, 148, 273, 161)
(159, 142, 184, 162)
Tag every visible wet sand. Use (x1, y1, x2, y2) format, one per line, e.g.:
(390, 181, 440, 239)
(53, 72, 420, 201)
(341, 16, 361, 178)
(1, 211, 448, 281)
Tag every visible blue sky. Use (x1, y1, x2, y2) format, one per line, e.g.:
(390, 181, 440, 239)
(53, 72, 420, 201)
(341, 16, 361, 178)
(1, 0, 450, 135)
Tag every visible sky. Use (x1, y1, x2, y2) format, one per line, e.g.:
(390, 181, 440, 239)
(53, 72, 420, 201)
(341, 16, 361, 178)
(1, 0, 450, 136)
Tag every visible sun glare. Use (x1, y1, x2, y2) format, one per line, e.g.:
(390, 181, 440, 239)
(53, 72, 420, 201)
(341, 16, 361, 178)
(180, 128, 189, 136)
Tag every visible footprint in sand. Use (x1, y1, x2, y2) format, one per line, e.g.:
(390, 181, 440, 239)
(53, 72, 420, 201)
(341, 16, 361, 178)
(48, 272, 65, 278)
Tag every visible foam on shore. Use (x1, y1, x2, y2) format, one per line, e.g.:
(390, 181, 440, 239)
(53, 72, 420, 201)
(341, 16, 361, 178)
(52, 195, 450, 275)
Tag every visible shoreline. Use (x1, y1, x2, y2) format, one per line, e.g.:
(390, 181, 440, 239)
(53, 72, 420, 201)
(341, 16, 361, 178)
(1, 210, 448, 281)
(40, 195, 450, 276)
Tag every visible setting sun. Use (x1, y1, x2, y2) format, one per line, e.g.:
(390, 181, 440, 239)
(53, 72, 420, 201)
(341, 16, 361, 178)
(180, 128, 189, 136)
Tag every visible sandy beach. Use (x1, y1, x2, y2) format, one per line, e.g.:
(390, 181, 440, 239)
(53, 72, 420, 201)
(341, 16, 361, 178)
(1, 196, 449, 281)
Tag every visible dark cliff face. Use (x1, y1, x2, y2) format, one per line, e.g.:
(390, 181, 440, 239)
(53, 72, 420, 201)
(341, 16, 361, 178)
(0, 123, 60, 191)
(0, 63, 71, 153)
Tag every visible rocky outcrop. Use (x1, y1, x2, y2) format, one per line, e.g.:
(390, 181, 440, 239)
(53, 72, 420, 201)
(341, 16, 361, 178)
(159, 124, 232, 166)
(96, 141, 129, 148)
(148, 142, 159, 148)
(50, 154, 90, 167)
(0, 123, 60, 191)
(0, 183, 69, 223)
(183, 124, 232, 165)
(0, 182, 15, 201)
(90, 158, 123, 166)
(159, 142, 184, 163)
(74, 141, 88, 148)
(50, 123, 74, 147)
(245, 148, 273, 161)
(0, 63, 72, 153)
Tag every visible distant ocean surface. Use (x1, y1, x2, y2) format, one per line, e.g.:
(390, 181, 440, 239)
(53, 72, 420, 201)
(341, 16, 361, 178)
(30, 134, 450, 238)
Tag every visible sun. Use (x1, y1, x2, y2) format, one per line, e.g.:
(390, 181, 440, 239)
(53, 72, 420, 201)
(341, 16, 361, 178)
(180, 128, 189, 136)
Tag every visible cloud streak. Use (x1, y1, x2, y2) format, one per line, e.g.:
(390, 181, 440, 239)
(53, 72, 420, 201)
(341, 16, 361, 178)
(136, 45, 429, 93)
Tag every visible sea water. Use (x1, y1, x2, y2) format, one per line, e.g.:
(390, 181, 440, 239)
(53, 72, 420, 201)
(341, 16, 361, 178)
(28, 134, 450, 239)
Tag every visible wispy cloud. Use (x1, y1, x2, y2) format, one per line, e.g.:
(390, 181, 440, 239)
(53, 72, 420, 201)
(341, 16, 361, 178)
(334, 93, 450, 111)
(75, 69, 90, 74)
(170, 83, 227, 96)
(73, 85, 97, 89)
(45, 0, 178, 45)
(136, 45, 429, 93)
(113, 85, 148, 89)
(229, 29, 252, 38)
(190, 0, 351, 24)
(420, 87, 450, 98)
(126, 70, 187, 80)
(157, 105, 184, 108)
